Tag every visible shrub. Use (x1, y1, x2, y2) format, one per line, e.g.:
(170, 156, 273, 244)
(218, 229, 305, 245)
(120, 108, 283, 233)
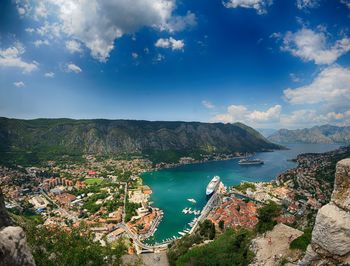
(290, 228, 312, 251)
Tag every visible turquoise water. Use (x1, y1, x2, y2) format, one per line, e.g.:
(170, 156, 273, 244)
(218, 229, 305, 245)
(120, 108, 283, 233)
(142, 144, 340, 243)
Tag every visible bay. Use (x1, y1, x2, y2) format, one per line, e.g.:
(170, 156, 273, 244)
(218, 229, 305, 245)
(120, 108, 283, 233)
(141, 144, 340, 243)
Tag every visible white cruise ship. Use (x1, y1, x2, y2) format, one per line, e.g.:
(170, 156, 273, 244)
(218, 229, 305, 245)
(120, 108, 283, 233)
(206, 176, 220, 197)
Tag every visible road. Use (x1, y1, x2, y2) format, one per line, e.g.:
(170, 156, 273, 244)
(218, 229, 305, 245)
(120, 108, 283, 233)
(117, 223, 169, 252)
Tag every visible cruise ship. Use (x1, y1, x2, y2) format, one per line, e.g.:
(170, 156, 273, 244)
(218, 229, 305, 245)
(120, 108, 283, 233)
(238, 158, 264, 165)
(206, 176, 220, 197)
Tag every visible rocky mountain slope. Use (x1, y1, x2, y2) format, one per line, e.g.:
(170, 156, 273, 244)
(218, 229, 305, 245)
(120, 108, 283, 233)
(0, 117, 280, 163)
(300, 158, 350, 265)
(268, 125, 350, 144)
(0, 189, 36, 266)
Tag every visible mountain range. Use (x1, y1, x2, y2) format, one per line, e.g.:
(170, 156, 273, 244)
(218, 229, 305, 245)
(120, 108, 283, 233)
(0, 117, 280, 164)
(268, 125, 350, 144)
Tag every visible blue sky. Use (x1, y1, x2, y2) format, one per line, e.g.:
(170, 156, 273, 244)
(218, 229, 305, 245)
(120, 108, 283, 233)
(1, 0, 350, 129)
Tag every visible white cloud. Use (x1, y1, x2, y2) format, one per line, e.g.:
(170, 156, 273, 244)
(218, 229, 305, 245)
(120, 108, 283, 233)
(65, 40, 83, 54)
(223, 0, 272, 14)
(131, 52, 138, 59)
(202, 100, 215, 109)
(13, 81, 25, 88)
(44, 72, 55, 78)
(281, 65, 350, 127)
(281, 27, 350, 65)
(33, 39, 49, 47)
(296, 0, 320, 9)
(34, 1, 48, 19)
(248, 105, 282, 122)
(36, 22, 62, 39)
(25, 27, 35, 33)
(66, 63, 82, 73)
(155, 37, 184, 50)
(280, 109, 350, 128)
(0, 42, 38, 73)
(22, 0, 194, 62)
(289, 73, 301, 82)
(16, 0, 196, 61)
(340, 0, 350, 8)
(165, 11, 197, 32)
(213, 104, 281, 124)
(284, 65, 350, 106)
(15, 0, 30, 16)
(154, 53, 165, 62)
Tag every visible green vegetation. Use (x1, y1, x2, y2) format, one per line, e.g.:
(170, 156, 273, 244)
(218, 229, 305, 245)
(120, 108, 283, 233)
(256, 201, 281, 233)
(174, 229, 254, 266)
(219, 220, 225, 230)
(82, 192, 108, 213)
(85, 178, 103, 185)
(125, 201, 141, 222)
(0, 117, 281, 166)
(199, 219, 216, 240)
(23, 222, 126, 266)
(290, 228, 312, 251)
(233, 182, 256, 193)
(167, 220, 254, 266)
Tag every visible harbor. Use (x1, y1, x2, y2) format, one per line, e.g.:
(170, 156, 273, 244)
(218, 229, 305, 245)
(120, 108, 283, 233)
(142, 143, 341, 244)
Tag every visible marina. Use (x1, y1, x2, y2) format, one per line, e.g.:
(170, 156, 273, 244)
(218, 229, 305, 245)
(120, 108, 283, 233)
(142, 144, 341, 244)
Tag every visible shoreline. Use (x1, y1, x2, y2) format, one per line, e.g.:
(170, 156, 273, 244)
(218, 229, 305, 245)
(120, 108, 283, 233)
(138, 144, 345, 243)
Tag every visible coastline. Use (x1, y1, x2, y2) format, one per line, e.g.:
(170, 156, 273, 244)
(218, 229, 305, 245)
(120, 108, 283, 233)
(139, 144, 344, 243)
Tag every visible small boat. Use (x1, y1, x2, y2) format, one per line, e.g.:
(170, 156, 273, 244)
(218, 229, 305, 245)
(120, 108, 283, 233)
(178, 232, 186, 236)
(187, 198, 196, 203)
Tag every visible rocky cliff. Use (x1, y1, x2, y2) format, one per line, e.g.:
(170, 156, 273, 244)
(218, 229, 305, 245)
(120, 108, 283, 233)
(268, 125, 350, 144)
(0, 189, 36, 266)
(300, 158, 350, 265)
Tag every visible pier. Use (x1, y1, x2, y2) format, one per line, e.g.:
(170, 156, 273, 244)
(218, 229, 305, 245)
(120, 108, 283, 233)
(119, 182, 222, 253)
(189, 186, 221, 234)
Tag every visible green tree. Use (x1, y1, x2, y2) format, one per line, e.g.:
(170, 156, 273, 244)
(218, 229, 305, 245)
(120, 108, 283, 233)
(290, 228, 312, 251)
(218, 220, 225, 231)
(24, 222, 126, 266)
(174, 229, 254, 266)
(256, 201, 281, 233)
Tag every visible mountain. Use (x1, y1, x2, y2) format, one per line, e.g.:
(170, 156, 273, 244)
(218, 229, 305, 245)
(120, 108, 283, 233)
(0, 117, 280, 164)
(257, 128, 277, 138)
(268, 125, 350, 144)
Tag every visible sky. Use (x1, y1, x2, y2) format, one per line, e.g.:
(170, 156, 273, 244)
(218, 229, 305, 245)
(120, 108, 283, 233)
(1, 0, 350, 129)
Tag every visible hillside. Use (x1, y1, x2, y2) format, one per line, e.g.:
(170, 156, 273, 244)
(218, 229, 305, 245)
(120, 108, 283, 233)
(268, 125, 350, 144)
(0, 117, 280, 165)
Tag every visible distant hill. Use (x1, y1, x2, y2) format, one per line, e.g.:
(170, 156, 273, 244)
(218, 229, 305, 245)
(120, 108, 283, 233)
(0, 117, 281, 164)
(257, 128, 277, 138)
(268, 125, 350, 144)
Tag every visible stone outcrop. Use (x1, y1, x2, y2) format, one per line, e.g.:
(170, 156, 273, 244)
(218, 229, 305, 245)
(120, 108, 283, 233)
(0, 189, 12, 228)
(0, 226, 36, 266)
(0, 189, 36, 266)
(300, 158, 350, 266)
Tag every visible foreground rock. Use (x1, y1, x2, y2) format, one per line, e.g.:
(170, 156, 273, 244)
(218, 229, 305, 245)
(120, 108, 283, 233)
(122, 252, 169, 266)
(300, 158, 350, 265)
(0, 226, 36, 266)
(0, 189, 35, 266)
(250, 223, 303, 266)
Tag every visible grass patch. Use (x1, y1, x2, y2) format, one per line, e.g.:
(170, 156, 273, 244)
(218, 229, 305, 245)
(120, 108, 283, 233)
(174, 229, 254, 266)
(290, 228, 312, 251)
(85, 178, 103, 185)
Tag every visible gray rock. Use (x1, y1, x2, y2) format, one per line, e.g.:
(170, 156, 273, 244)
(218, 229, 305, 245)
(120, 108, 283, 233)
(332, 158, 350, 212)
(300, 158, 350, 266)
(0, 189, 12, 228)
(312, 203, 350, 256)
(0, 226, 36, 266)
